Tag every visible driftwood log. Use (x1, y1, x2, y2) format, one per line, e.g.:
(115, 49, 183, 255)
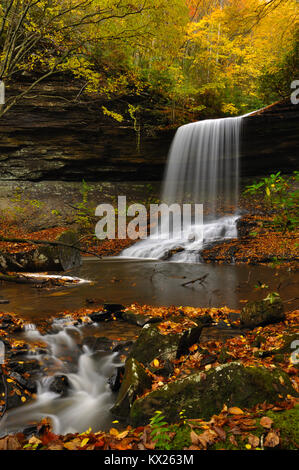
(0, 230, 95, 272)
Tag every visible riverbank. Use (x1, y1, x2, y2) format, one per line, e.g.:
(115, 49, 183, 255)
(0, 300, 298, 450)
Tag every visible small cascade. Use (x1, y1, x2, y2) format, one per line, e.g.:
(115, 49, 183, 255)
(122, 115, 244, 262)
(0, 321, 120, 435)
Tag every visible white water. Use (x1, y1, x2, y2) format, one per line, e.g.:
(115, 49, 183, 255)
(0, 320, 120, 435)
(122, 116, 243, 261)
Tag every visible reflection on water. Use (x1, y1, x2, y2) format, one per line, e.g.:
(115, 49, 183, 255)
(0, 258, 298, 321)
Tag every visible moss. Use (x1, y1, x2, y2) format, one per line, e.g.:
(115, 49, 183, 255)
(240, 298, 285, 328)
(129, 324, 183, 367)
(218, 347, 230, 364)
(264, 405, 299, 450)
(169, 424, 192, 450)
(211, 406, 299, 450)
(130, 362, 297, 426)
(111, 358, 152, 417)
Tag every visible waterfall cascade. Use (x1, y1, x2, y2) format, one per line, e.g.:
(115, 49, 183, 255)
(122, 115, 244, 262)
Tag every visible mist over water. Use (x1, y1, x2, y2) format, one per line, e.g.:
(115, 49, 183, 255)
(122, 116, 243, 261)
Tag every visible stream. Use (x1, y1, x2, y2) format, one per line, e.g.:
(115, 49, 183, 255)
(0, 258, 298, 320)
(0, 258, 297, 436)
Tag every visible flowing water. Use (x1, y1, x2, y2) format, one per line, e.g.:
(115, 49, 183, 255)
(122, 116, 243, 261)
(0, 319, 123, 435)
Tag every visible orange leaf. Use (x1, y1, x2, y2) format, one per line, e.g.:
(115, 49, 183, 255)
(260, 416, 273, 429)
(228, 407, 244, 415)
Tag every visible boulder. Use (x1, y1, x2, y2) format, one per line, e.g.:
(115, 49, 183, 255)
(240, 297, 285, 328)
(121, 310, 163, 327)
(49, 374, 70, 397)
(111, 358, 152, 417)
(199, 325, 243, 343)
(1, 230, 81, 272)
(130, 362, 297, 426)
(129, 321, 211, 370)
(108, 366, 125, 392)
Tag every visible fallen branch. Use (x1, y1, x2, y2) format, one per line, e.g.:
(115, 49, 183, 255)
(0, 236, 101, 259)
(0, 273, 48, 284)
(181, 274, 209, 287)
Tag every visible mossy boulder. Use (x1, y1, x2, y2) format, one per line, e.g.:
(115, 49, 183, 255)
(240, 297, 285, 329)
(110, 358, 152, 417)
(129, 323, 205, 369)
(128, 324, 183, 367)
(130, 362, 297, 426)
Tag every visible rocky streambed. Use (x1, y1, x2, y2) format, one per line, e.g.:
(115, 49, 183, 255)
(0, 296, 298, 445)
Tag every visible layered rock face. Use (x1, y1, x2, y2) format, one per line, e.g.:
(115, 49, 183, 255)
(0, 76, 298, 182)
(0, 77, 173, 182)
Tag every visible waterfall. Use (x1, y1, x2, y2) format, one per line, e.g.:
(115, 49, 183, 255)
(122, 115, 244, 262)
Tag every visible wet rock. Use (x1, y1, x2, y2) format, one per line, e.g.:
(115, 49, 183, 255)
(83, 336, 114, 352)
(129, 324, 184, 368)
(130, 362, 298, 426)
(199, 325, 243, 343)
(177, 325, 207, 358)
(240, 297, 285, 329)
(153, 359, 174, 378)
(23, 424, 39, 438)
(9, 359, 41, 375)
(111, 358, 152, 417)
(88, 311, 111, 322)
(112, 340, 134, 356)
(108, 366, 125, 392)
(104, 303, 125, 314)
(49, 374, 70, 397)
(9, 371, 37, 393)
(200, 353, 217, 367)
(121, 311, 163, 327)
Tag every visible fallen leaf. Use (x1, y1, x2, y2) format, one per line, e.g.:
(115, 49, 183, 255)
(260, 416, 273, 429)
(264, 431, 279, 448)
(229, 435, 238, 447)
(80, 438, 89, 447)
(248, 434, 260, 448)
(197, 430, 217, 449)
(228, 407, 244, 415)
(213, 425, 226, 441)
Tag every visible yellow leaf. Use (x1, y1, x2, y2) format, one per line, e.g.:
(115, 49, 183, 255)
(21, 396, 26, 402)
(153, 359, 160, 368)
(109, 428, 119, 437)
(228, 407, 244, 415)
(117, 430, 129, 440)
(80, 438, 89, 447)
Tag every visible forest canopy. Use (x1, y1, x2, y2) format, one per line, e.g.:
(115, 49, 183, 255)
(0, 0, 298, 121)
